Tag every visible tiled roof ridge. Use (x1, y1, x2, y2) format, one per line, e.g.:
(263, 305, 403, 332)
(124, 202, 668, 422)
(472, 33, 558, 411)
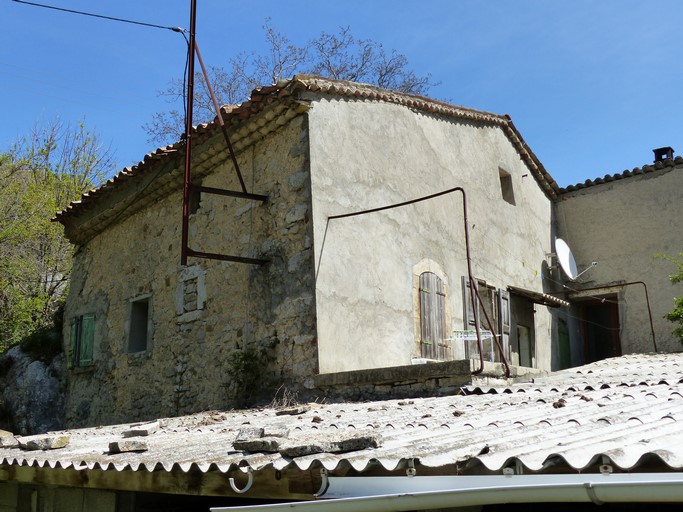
(559, 155, 683, 194)
(54, 75, 559, 224)
(289, 74, 506, 123)
(289, 75, 558, 198)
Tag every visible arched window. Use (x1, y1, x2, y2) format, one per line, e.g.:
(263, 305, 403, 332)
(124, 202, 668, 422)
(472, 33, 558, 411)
(419, 271, 448, 360)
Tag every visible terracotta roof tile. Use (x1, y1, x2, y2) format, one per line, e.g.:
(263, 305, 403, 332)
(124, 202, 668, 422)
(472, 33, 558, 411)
(560, 155, 683, 193)
(54, 76, 559, 228)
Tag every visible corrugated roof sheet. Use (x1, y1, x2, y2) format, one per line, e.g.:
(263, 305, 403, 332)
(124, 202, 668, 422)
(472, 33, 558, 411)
(1, 353, 682, 478)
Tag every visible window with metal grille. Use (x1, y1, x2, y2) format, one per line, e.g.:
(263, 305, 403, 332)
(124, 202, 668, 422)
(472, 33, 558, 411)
(419, 272, 448, 360)
(70, 314, 94, 367)
(462, 277, 511, 363)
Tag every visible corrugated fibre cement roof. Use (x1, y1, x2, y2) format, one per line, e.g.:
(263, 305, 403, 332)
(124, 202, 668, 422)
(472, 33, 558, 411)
(1, 353, 683, 478)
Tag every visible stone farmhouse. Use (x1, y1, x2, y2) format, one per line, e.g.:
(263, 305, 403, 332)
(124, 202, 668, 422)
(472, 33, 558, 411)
(0, 75, 680, 512)
(52, 76, 681, 429)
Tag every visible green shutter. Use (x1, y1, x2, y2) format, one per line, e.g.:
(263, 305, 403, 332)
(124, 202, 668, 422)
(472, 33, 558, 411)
(70, 319, 79, 368)
(80, 314, 95, 366)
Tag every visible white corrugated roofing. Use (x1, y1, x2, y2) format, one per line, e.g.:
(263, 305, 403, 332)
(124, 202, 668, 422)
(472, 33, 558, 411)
(1, 353, 682, 476)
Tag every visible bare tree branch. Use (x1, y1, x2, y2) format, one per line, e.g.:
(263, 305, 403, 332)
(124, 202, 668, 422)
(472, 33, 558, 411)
(143, 21, 437, 145)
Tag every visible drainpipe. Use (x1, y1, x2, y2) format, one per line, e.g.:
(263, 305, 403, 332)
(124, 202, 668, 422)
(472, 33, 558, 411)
(211, 473, 683, 512)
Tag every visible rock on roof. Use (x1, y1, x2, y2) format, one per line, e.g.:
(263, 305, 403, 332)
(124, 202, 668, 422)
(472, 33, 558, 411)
(1, 352, 682, 490)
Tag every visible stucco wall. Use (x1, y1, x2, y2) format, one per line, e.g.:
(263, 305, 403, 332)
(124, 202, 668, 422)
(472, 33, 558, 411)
(307, 97, 554, 373)
(556, 166, 683, 357)
(63, 115, 317, 427)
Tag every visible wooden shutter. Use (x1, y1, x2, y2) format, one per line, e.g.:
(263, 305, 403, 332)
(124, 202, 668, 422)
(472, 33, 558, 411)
(462, 276, 476, 327)
(420, 272, 446, 360)
(498, 289, 511, 360)
(80, 314, 95, 366)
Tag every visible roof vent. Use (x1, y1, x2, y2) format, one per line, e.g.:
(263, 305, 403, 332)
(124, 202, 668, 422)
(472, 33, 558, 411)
(653, 146, 674, 162)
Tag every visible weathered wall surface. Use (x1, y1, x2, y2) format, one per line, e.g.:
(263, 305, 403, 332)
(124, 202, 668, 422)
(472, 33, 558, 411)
(556, 164, 683, 357)
(307, 97, 554, 373)
(0, 346, 65, 435)
(63, 114, 317, 427)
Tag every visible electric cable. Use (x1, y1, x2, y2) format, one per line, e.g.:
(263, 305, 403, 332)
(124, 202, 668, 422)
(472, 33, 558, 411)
(13, 0, 191, 152)
(180, 31, 190, 137)
(12, 0, 186, 33)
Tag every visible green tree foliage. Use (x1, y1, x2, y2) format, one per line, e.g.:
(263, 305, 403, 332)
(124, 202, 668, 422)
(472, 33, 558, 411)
(661, 252, 683, 341)
(0, 120, 113, 350)
(144, 20, 437, 144)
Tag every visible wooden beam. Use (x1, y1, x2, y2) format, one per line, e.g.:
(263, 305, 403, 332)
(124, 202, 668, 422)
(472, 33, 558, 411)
(0, 464, 316, 500)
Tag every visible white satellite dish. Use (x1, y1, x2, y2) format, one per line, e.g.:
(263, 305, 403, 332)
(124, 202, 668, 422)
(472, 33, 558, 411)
(555, 238, 578, 280)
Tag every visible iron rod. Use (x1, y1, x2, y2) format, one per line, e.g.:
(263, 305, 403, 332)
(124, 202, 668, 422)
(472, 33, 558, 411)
(186, 248, 267, 266)
(192, 185, 267, 203)
(570, 281, 657, 353)
(194, 41, 248, 194)
(328, 186, 511, 377)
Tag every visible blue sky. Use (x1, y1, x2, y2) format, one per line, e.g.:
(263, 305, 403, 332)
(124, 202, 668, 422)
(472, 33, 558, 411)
(2, 0, 683, 187)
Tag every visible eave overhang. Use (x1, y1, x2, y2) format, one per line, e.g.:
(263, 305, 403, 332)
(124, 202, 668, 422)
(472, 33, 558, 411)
(508, 285, 569, 307)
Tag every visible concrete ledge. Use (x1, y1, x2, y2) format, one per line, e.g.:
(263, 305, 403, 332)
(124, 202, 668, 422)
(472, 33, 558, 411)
(314, 359, 544, 391)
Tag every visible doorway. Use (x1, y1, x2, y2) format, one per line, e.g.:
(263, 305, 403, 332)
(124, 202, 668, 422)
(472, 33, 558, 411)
(580, 297, 621, 363)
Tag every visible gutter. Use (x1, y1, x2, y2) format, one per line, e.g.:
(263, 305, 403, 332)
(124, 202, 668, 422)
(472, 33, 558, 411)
(212, 474, 683, 511)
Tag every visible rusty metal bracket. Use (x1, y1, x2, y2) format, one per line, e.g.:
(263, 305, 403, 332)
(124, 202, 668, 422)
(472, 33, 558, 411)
(179, 2, 268, 267)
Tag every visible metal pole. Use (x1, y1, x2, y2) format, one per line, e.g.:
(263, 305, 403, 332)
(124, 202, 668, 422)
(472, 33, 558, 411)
(180, 0, 197, 267)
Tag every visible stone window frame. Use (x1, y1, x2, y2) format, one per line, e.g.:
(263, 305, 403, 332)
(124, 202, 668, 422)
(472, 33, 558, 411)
(176, 264, 206, 324)
(412, 259, 451, 361)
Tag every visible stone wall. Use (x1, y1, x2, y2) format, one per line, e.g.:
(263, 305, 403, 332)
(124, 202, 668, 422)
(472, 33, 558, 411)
(312, 360, 542, 402)
(556, 164, 683, 359)
(62, 114, 318, 427)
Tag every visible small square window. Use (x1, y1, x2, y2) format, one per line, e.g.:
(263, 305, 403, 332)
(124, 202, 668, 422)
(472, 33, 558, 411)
(70, 314, 94, 367)
(128, 296, 152, 353)
(499, 168, 516, 205)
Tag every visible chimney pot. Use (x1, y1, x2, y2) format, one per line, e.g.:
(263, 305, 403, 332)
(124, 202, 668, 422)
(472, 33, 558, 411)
(653, 146, 674, 162)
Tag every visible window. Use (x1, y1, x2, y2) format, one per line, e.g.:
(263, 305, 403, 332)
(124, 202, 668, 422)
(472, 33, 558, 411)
(419, 272, 448, 360)
(499, 168, 516, 205)
(128, 295, 152, 353)
(70, 314, 94, 367)
(462, 277, 510, 362)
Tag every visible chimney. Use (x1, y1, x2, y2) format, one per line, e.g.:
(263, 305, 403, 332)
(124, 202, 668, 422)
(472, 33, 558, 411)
(653, 146, 674, 162)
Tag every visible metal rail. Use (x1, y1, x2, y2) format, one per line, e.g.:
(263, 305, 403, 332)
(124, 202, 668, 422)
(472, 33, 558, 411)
(570, 281, 657, 353)
(329, 186, 511, 377)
